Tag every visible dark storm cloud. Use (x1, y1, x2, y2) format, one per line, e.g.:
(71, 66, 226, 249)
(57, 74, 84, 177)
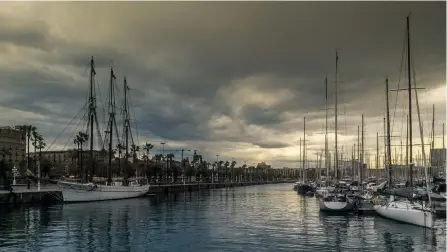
(251, 140, 290, 149)
(242, 106, 281, 126)
(0, 1, 445, 165)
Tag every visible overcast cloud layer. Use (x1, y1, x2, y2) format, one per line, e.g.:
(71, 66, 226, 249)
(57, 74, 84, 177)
(0, 2, 445, 168)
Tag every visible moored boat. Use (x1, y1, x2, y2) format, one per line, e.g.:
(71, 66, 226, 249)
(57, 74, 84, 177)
(58, 179, 150, 202)
(373, 196, 433, 228)
(319, 193, 355, 212)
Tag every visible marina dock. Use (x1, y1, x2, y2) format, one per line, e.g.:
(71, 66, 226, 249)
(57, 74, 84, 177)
(0, 180, 293, 205)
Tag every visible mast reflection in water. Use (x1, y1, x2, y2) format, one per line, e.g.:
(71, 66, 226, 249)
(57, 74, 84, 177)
(0, 184, 445, 252)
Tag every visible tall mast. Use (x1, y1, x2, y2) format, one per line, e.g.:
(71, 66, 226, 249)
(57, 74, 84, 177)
(357, 125, 360, 180)
(352, 144, 355, 178)
(361, 114, 364, 183)
(299, 137, 302, 182)
(431, 104, 435, 176)
(383, 117, 387, 181)
(124, 77, 129, 181)
(431, 104, 435, 150)
(443, 123, 445, 150)
(406, 114, 409, 181)
(376, 132, 379, 170)
(107, 67, 116, 185)
(334, 50, 339, 181)
(88, 57, 96, 183)
(325, 74, 329, 183)
(386, 77, 392, 186)
(303, 117, 306, 182)
(353, 144, 356, 178)
(406, 16, 413, 187)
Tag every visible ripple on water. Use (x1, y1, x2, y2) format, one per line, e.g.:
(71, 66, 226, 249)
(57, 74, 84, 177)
(0, 184, 445, 252)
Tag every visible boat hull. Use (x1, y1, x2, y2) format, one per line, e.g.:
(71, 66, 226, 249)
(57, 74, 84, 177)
(374, 203, 433, 228)
(297, 184, 313, 194)
(319, 199, 355, 212)
(58, 181, 150, 203)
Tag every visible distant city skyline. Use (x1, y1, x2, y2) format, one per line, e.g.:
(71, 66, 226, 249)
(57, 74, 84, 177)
(0, 2, 445, 167)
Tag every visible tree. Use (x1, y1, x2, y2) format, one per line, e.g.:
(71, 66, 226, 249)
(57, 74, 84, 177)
(224, 161, 230, 181)
(166, 153, 178, 182)
(154, 154, 163, 182)
(75, 131, 88, 182)
(0, 147, 12, 190)
(142, 143, 153, 179)
(230, 160, 237, 182)
(116, 143, 125, 175)
(218, 160, 224, 182)
(36, 134, 46, 177)
(142, 143, 154, 160)
(31, 129, 39, 172)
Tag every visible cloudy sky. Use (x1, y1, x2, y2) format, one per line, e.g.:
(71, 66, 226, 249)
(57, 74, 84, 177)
(0, 1, 445, 168)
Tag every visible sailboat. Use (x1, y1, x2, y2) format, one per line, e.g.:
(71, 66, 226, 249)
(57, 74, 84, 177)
(297, 117, 313, 195)
(315, 74, 335, 198)
(373, 16, 433, 228)
(58, 57, 150, 203)
(319, 51, 355, 212)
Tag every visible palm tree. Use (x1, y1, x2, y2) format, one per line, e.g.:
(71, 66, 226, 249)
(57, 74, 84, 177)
(31, 129, 39, 169)
(116, 143, 125, 175)
(36, 134, 46, 177)
(224, 161, 230, 181)
(154, 154, 163, 182)
(230, 160, 237, 182)
(142, 143, 154, 159)
(130, 144, 140, 163)
(37, 135, 46, 161)
(166, 153, 175, 182)
(142, 143, 154, 176)
(75, 131, 88, 181)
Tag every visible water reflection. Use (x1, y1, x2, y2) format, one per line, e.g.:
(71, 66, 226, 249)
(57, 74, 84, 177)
(0, 184, 445, 252)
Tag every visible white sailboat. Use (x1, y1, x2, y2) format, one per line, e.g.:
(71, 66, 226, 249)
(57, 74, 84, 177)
(373, 16, 433, 228)
(319, 193, 355, 212)
(318, 51, 355, 212)
(58, 180, 150, 202)
(58, 57, 150, 203)
(374, 196, 433, 228)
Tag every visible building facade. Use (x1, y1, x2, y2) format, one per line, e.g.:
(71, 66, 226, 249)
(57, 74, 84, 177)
(32, 149, 107, 165)
(0, 126, 26, 167)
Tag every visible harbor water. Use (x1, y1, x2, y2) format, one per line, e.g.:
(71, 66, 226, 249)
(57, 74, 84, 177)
(0, 183, 445, 252)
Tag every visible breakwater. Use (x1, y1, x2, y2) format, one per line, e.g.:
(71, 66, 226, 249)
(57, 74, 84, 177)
(0, 180, 294, 205)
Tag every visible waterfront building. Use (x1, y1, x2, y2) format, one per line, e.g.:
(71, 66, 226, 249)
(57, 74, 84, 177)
(0, 126, 26, 168)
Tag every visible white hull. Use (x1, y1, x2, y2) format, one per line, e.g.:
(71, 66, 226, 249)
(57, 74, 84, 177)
(374, 201, 433, 228)
(319, 199, 355, 212)
(58, 181, 150, 202)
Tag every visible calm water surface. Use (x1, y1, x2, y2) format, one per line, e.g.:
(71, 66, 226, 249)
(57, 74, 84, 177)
(0, 184, 445, 252)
